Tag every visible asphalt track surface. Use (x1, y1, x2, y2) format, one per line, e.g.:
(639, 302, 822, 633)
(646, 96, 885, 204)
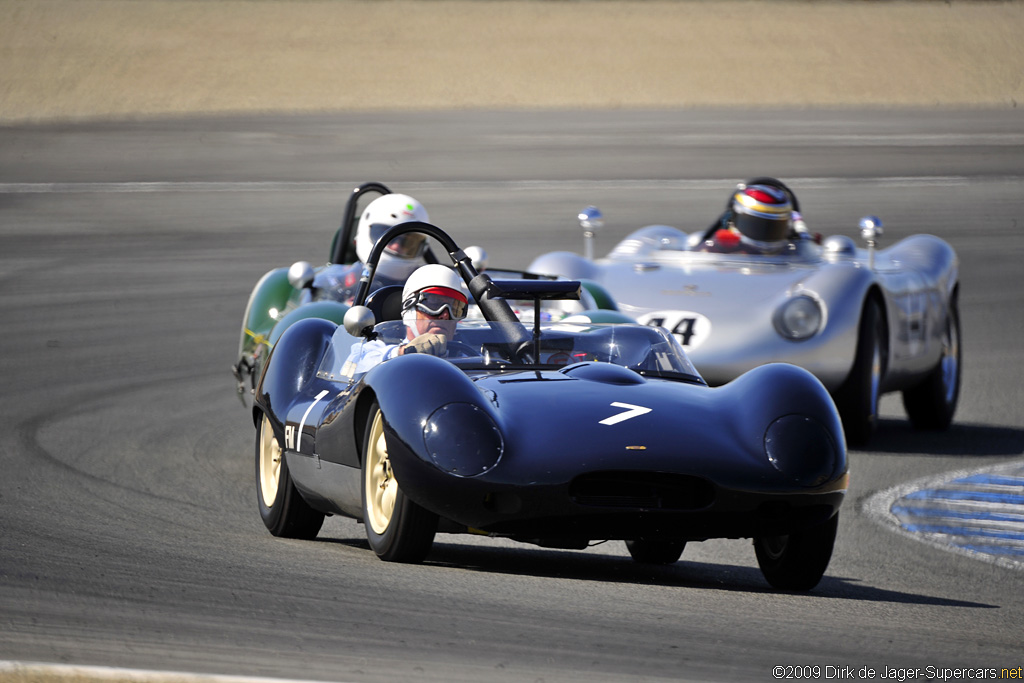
(2, 109, 1023, 682)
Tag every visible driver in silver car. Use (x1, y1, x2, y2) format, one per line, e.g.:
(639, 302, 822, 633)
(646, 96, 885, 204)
(697, 182, 798, 255)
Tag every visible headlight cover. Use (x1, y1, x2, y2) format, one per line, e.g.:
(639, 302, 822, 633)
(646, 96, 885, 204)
(423, 403, 504, 478)
(774, 294, 823, 340)
(764, 415, 839, 487)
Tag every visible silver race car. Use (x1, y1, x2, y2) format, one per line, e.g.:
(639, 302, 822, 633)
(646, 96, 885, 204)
(528, 178, 960, 446)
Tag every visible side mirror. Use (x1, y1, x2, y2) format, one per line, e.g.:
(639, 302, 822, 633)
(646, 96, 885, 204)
(464, 245, 489, 272)
(577, 206, 603, 260)
(859, 216, 883, 268)
(859, 216, 883, 243)
(344, 305, 376, 338)
(287, 261, 315, 290)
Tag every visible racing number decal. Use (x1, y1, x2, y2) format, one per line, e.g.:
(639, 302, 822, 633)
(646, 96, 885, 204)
(600, 402, 652, 426)
(636, 311, 712, 350)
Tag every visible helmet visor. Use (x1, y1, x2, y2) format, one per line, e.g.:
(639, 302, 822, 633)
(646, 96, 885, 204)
(367, 223, 427, 259)
(405, 286, 468, 319)
(734, 213, 790, 243)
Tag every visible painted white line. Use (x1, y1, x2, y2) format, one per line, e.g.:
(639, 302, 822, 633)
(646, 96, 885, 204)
(0, 661, 351, 683)
(1, 176, 1023, 194)
(894, 497, 1024, 517)
(490, 133, 1024, 147)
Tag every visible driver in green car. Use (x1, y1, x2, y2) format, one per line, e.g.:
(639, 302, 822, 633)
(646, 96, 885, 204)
(315, 193, 432, 302)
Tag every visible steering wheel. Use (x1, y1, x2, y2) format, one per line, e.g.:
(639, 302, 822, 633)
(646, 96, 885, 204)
(444, 340, 482, 359)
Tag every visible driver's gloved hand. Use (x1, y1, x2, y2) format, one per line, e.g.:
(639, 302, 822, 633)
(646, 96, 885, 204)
(404, 333, 447, 356)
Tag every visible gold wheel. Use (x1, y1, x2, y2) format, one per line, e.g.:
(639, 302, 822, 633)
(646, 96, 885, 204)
(258, 414, 282, 508)
(364, 410, 398, 535)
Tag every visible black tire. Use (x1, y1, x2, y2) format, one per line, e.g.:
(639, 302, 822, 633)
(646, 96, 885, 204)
(902, 291, 961, 431)
(625, 539, 686, 564)
(256, 413, 325, 539)
(754, 513, 839, 591)
(362, 402, 437, 563)
(834, 298, 886, 447)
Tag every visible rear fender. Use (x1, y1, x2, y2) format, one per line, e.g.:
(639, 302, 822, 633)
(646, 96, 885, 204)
(884, 234, 958, 295)
(254, 317, 338, 430)
(267, 301, 350, 348)
(528, 251, 599, 281)
(580, 279, 618, 311)
(565, 309, 635, 324)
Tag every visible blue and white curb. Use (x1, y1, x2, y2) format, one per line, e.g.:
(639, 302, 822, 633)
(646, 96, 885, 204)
(864, 460, 1024, 570)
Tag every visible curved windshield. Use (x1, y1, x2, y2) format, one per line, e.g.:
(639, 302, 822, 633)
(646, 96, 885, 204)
(324, 320, 704, 383)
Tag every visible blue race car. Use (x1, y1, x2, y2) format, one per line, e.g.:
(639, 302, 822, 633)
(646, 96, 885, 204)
(252, 221, 848, 591)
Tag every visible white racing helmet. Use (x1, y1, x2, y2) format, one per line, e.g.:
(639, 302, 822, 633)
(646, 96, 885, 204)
(356, 194, 430, 279)
(401, 264, 468, 328)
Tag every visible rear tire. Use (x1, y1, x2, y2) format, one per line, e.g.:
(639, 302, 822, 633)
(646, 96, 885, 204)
(902, 291, 960, 431)
(256, 413, 325, 539)
(362, 402, 437, 563)
(754, 513, 838, 591)
(834, 298, 886, 447)
(625, 539, 685, 564)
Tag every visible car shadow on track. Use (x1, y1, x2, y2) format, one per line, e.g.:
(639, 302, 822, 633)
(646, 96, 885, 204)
(322, 535, 995, 607)
(430, 544, 995, 607)
(862, 419, 1024, 457)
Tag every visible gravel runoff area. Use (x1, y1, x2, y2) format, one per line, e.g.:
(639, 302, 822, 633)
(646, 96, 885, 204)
(2, 0, 1024, 122)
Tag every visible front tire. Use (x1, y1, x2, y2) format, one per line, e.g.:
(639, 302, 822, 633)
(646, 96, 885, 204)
(256, 413, 325, 539)
(834, 298, 886, 447)
(362, 403, 437, 563)
(754, 513, 838, 591)
(902, 291, 960, 431)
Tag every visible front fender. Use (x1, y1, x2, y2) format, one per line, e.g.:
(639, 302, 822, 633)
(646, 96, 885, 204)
(236, 267, 293, 375)
(716, 363, 847, 486)
(362, 354, 501, 510)
(363, 353, 493, 443)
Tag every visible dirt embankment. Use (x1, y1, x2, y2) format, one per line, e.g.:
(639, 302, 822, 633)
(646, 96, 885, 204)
(1, 0, 1023, 121)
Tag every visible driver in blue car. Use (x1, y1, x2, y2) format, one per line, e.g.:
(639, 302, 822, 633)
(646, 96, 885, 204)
(697, 182, 797, 255)
(315, 193, 431, 302)
(342, 264, 468, 375)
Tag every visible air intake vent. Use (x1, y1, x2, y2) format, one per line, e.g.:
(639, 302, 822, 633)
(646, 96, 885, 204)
(569, 471, 715, 510)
